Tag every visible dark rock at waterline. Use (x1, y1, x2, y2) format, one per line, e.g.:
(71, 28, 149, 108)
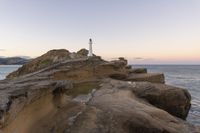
(128, 68, 147, 74)
(130, 82, 191, 120)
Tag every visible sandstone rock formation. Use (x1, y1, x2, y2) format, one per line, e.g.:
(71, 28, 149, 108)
(0, 49, 199, 133)
(126, 73, 165, 83)
(76, 48, 89, 57)
(0, 78, 198, 133)
(6, 49, 90, 79)
(130, 82, 191, 119)
(128, 68, 147, 74)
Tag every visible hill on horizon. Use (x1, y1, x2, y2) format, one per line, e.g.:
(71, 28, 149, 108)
(0, 57, 29, 65)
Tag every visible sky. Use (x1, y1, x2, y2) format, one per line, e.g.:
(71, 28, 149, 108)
(0, 0, 200, 64)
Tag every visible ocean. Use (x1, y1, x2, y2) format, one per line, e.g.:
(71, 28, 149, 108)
(0, 65, 21, 80)
(133, 65, 200, 125)
(0, 65, 200, 125)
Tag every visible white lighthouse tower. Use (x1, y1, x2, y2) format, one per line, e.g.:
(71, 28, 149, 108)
(88, 38, 93, 57)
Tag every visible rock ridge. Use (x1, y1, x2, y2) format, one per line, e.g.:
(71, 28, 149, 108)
(0, 49, 198, 133)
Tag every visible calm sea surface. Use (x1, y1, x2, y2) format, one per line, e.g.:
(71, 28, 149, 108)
(133, 65, 200, 125)
(0, 65, 21, 80)
(0, 65, 200, 125)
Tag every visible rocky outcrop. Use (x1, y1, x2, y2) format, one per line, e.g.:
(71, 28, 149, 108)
(6, 49, 163, 84)
(0, 49, 198, 133)
(0, 77, 73, 131)
(111, 57, 128, 68)
(6, 49, 90, 79)
(130, 82, 191, 119)
(76, 48, 89, 57)
(84, 79, 198, 133)
(128, 68, 147, 74)
(126, 73, 165, 83)
(0, 77, 197, 133)
(6, 49, 71, 78)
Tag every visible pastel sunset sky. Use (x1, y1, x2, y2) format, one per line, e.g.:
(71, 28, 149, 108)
(0, 0, 200, 64)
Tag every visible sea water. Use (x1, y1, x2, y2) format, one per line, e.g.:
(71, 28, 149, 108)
(133, 65, 200, 125)
(0, 65, 21, 80)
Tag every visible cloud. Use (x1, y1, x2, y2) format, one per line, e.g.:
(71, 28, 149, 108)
(133, 57, 144, 60)
(132, 57, 155, 61)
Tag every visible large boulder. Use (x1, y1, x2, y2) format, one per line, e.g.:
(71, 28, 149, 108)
(130, 82, 191, 120)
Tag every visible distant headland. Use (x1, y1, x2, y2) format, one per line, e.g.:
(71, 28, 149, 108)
(0, 57, 29, 65)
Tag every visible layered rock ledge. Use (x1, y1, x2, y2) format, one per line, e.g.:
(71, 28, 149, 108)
(0, 49, 199, 133)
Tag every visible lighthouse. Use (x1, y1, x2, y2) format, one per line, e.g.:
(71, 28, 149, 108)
(88, 38, 93, 57)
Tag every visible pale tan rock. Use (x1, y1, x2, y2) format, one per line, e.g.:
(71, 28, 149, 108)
(126, 73, 165, 83)
(0, 51, 198, 133)
(67, 79, 199, 133)
(7, 49, 71, 78)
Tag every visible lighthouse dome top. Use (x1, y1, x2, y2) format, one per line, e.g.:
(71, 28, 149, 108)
(89, 38, 92, 44)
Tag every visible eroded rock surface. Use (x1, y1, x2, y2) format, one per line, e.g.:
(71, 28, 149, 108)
(0, 79, 196, 133)
(7, 49, 91, 79)
(131, 82, 191, 119)
(65, 79, 199, 133)
(128, 68, 147, 74)
(126, 73, 165, 83)
(0, 49, 199, 133)
(0, 77, 72, 129)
